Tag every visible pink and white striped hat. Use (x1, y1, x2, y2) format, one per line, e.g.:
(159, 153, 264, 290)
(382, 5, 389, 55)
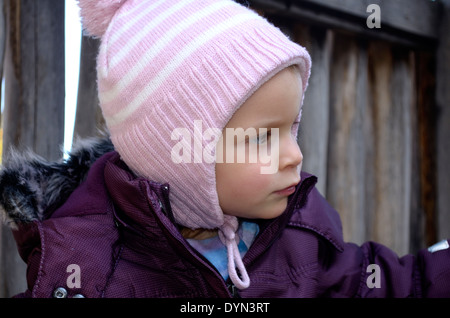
(78, 0, 311, 289)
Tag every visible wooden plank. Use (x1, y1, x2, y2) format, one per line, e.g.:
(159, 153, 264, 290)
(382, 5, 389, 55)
(0, 0, 5, 126)
(297, 0, 440, 39)
(249, 0, 439, 47)
(2, 0, 65, 158)
(417, 51, 437, 248)
(326, 33, 370, 245)
(0, 0, 65, 297)
(326, 35, 418, 254)
(0, 0, 28, 297)
(294, 25, 333, 196)
(392, 48, 417, 253)
(436, 1, 450, 241)
(73, 36, 105, 141)
(367, 41, 395, 252)
(252, 0, 437, 253)
(408, 54, 424, 253)
(367, 41, 416, 255)
(34, 0, 66, 160)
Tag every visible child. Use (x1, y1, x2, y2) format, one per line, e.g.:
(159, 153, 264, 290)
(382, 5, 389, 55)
(1, 0, 450, 298)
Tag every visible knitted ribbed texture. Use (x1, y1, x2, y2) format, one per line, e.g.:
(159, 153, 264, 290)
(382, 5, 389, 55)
(78, 0, 311, 289)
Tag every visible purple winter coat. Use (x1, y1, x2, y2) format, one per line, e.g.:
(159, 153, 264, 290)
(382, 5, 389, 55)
(1, 137, 450, 298)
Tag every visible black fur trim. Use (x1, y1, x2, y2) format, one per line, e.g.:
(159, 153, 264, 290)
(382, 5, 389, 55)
(0, 136, 114, 228)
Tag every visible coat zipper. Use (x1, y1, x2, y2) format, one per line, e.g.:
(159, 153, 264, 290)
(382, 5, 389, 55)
(159, 184, 234, 298)
(157, 176, 316, 298)
(227, 283, 241, 298)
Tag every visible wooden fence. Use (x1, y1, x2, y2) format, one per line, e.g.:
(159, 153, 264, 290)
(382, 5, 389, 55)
(0, 0, 449, 297)
(0, 0, 65, 297)
(248, 0, 449, 256)
(300, 30, 426, 254)
(251, 0, 450, 256)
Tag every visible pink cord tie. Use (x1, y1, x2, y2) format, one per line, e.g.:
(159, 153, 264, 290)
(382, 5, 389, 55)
(218, 215, 250, 290)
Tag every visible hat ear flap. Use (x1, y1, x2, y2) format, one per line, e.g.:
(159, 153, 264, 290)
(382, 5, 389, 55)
(77, 0, 126, 38)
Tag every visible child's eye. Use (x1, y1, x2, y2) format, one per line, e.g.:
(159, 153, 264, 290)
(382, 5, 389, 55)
(249, 129, 271, 145)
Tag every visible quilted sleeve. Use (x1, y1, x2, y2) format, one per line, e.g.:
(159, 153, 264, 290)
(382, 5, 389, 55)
(318, 238, 450, 297)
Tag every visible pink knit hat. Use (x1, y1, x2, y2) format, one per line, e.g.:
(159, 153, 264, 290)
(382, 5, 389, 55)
(78, 0, 311, 290)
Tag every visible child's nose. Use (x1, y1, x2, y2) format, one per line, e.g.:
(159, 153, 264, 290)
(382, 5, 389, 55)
(279, 136, 303, 170)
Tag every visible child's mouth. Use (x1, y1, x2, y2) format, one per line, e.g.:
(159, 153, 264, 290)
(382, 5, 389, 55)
(274, 184, 297, 196)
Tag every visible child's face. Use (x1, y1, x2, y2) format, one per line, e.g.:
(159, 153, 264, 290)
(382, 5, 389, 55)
(215, 67, 304, 220)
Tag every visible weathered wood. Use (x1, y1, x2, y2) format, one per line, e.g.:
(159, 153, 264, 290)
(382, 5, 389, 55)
(294, 25, 333, 196)
(0, 0, 65, 297)
(408, 54, 424, 253)
(263, 5, 430, 253)
(249, 0, 439, 49)
(366, 42, 416, 255)
(2, 0, 65, 158)
(0, 0, 5, 126)
(298, 0, 440, 40)
(73, 35, 106, 141)
(326, 33, 370, 246)
(436, 0, 450, 241)
(392, 48, 418, 253)
(417, 51, 438, 247)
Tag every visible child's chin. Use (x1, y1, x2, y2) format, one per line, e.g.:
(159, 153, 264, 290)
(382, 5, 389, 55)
(259, 202, 288, 219)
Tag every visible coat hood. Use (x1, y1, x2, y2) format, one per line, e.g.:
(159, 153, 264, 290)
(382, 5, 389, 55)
(0, 137, 115, 228)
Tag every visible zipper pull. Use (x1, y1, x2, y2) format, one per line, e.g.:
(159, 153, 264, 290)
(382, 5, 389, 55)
(227, 284, 241, 298)
(160, 184, 176, 223)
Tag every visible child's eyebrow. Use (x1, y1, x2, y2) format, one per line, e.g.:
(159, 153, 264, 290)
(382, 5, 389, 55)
(260, 119, 284, 127)
(244, 120, 285, 130)
(251, 110, 301, 129)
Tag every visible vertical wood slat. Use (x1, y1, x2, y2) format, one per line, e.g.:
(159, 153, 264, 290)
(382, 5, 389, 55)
(388, 48, 416, 254)
(368, 43, 417, 255)
(2, 0, 65, 157)
(294, 25, 333, 197)
(73, 35, 105, 141)
(294, 26, 421, 254)
(436, 1, 450, 241)
(0, 0, 65, 297)
(416, 51, 437, 247)
(0, 0, 5, 126)
(327, 33, 370, 246)
(325, 36, 418, 255)
(259, 0, 446, 252)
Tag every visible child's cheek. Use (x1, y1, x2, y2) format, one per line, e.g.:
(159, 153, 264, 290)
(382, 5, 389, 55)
(241, 167, 273, 195)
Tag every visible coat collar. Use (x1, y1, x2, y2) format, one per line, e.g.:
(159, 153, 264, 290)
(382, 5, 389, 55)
(289, 172, 345, 252)
(103, 152, 176, 240)
(242, 172, 344, 268)
(12, 150, 344, 265)
(103, 153, 345, 254)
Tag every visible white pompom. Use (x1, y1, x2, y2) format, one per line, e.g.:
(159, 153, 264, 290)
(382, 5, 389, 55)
(77, 0, 126, 38)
